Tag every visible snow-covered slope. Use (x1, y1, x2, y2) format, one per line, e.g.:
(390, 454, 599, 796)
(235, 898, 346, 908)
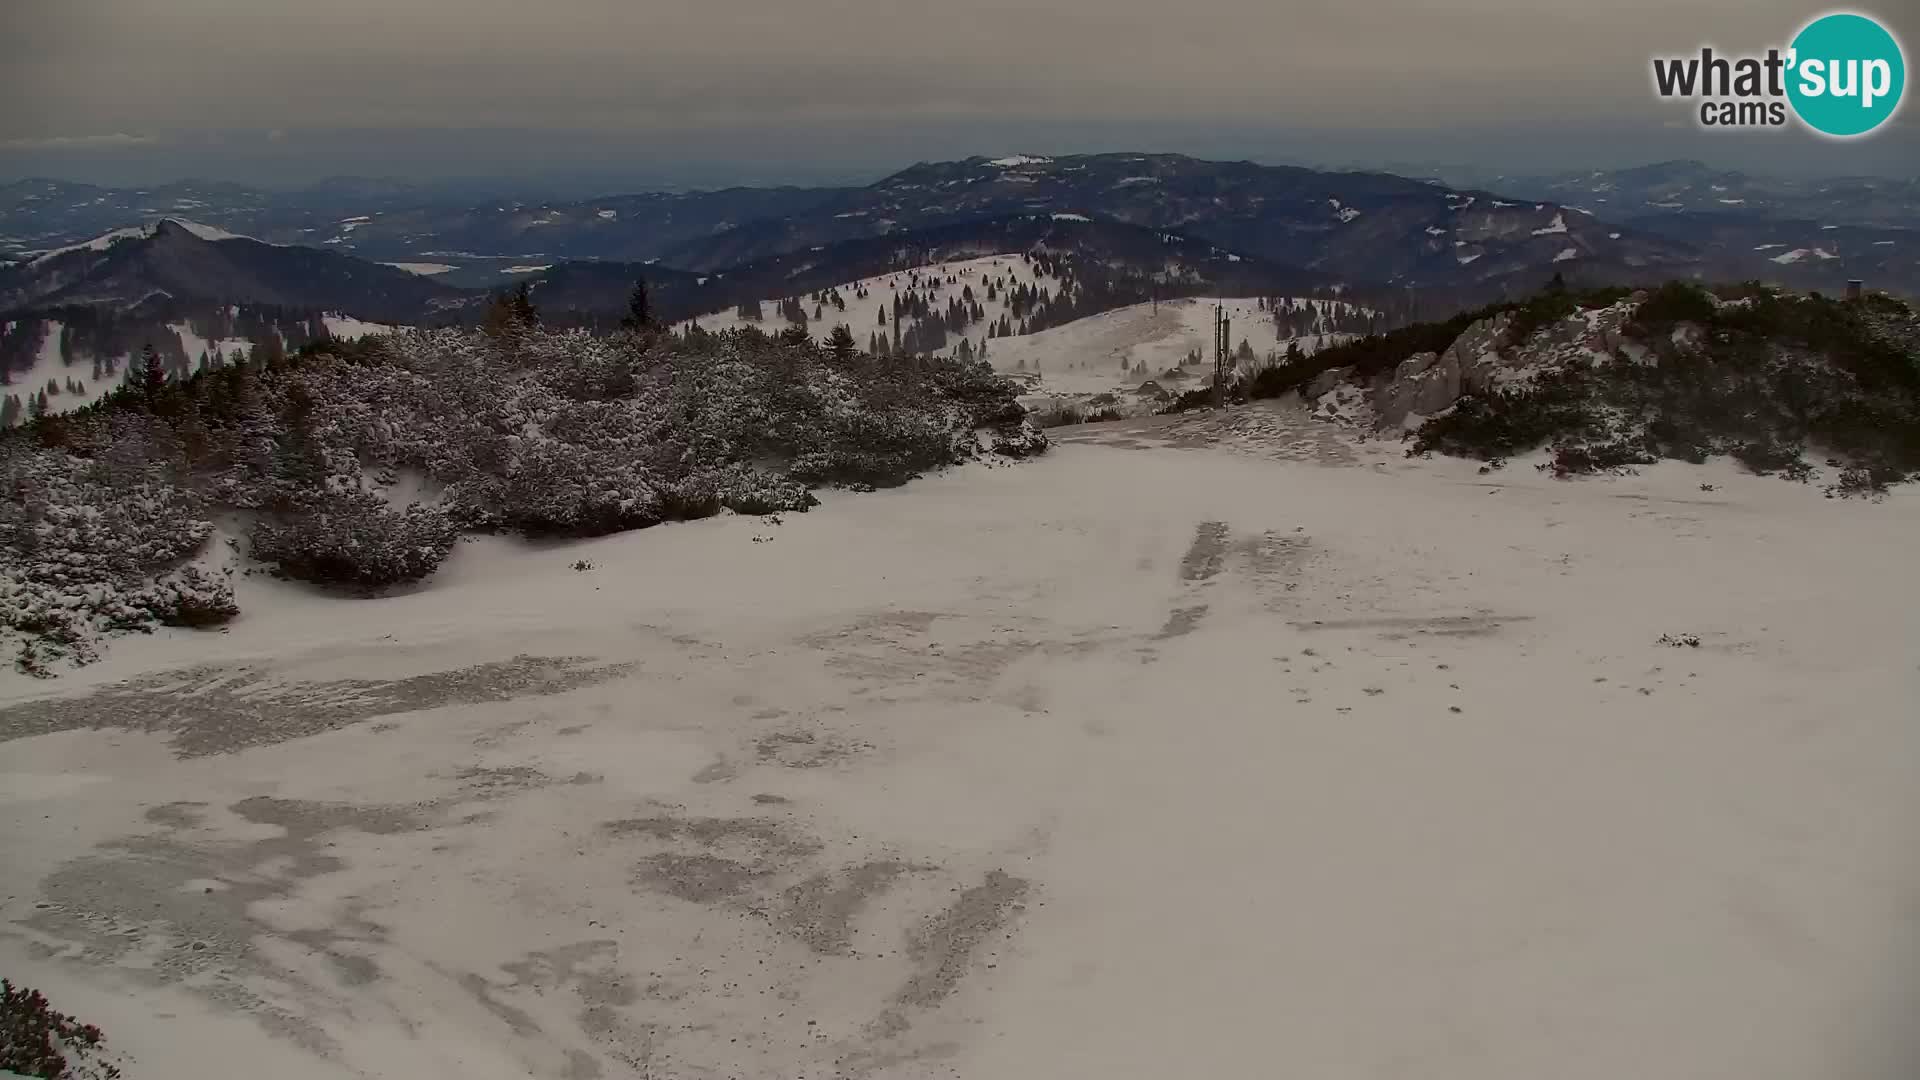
(382, 262, 458, 276)
(988, 296, 1364, 417)
(2, 414, 1914, 1080)
(682, 253, 1356, 364)
(0, 321, 120, 415)
(1, 218, 465, 321)
(678, 253, 1061, 349)
(1, 313, 399, 424)
(676, 253, 1365, 419)
(319, 315, 399, 340)
(167, 321, 255, 369)
(27, 218, 256, 265)
(989, 296, 1361, 381)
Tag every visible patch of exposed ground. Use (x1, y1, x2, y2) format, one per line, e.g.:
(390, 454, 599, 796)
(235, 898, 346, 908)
(1180, 521, 1231, 582)
(754, 730, 873, 769)
(601, 815, 820, 860)
(796, 611, 947, 650)
(1293, 614, 1533, 638)
(1154, 605, 1210, 640)
(604, 814, 824, 907)
(11, 795, 437, 1057)
(1054, 400, 1360, 465)
(0, 655, 634, 757)
(455, 765, 597, 798)
(1242, 529, 1314, 583)
(638, 853, 771, 903)
(800, 611, 1112, 702)
(590, 811, 1036, 1073)
(1146, 523, 1312, 654)
(493, 939, 639, 1031)
(868, 870, 1030, 1040)
(895, 871, 1030, 1008)
(778, 860, 930, 955)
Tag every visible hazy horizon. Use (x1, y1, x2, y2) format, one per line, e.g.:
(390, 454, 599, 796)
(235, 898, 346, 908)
(5, 1, 1913, 193)
(1, 127, 1913, 200)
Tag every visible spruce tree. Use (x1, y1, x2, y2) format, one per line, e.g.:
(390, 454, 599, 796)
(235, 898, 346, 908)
(621, 280, 653, 330)
(140, 344, 167, 401)
(828, 324, 857, 361)
(512, 282, 540, 326)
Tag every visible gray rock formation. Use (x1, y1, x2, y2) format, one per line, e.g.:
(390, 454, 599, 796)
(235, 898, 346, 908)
(1308, 298, 1653, 431)
(1370, 350, 1464, 427)
(1304, 366, 1353, 402)
(1446, 312, 1519, 394)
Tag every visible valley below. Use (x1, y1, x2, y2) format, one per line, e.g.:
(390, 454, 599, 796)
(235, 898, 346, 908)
(4, 404, 1916, 1079)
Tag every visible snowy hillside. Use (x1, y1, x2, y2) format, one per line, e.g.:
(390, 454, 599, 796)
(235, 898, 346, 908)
(989, 296, 1362, 380)
(674, 253, 1368, 419)
(1, 312, 398, 425)
(678, 253, 1061, 354)
(989, 297, 1364, 418)
(26, 218, 256, 265)
(0, 323, 120, 418)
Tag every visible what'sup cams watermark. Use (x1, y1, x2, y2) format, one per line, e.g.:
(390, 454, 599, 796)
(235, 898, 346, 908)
(1651, 11, 1906, 136)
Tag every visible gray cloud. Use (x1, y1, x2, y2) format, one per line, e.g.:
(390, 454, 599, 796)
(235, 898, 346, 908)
(2, 0, 1913, 183)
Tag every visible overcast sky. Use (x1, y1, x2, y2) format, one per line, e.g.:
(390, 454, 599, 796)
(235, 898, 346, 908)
(3, 0, 1913, 188)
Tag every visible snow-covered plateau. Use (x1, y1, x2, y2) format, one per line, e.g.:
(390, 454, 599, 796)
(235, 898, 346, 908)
(2, 394, 1916, 1080)
(1, 282, 1916, 1080)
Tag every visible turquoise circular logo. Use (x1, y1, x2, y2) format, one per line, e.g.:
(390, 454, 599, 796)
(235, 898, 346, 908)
(1787, 12, 1906, 136)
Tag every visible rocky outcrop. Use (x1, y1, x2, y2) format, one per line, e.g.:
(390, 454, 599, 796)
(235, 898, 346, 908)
(1369, 350, 1463, 427)
(1443, 313, 1506, 394)
(1307, 298, 1651, 430)
(1303, 365, 1353, 402)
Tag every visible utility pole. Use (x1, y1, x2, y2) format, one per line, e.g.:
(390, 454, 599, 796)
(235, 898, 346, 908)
(1213, 303, 1231, 408)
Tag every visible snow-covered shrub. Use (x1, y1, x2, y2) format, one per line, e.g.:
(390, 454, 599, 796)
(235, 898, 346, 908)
(786, 408, 970, 487)
(249, 492, 459, 588)
(702, 463, 819, 516)
(491, 436, 665, 536)
(1828, 464, 1903, 500)
(1, 319, 1043, 668)
(0, 449, 228, 668)
(0, 452, 213, 579)
(989, 419, 1050, 458)
(1, 977, 121, 1079)
(138, 566, 240, 627)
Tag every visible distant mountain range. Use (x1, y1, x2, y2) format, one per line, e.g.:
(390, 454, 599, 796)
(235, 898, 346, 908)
(0, 154, 1912, 329)
(0, 212, 1342, 331)
(0, 218, 464, 322)
(1483, 160, 1919, 227)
